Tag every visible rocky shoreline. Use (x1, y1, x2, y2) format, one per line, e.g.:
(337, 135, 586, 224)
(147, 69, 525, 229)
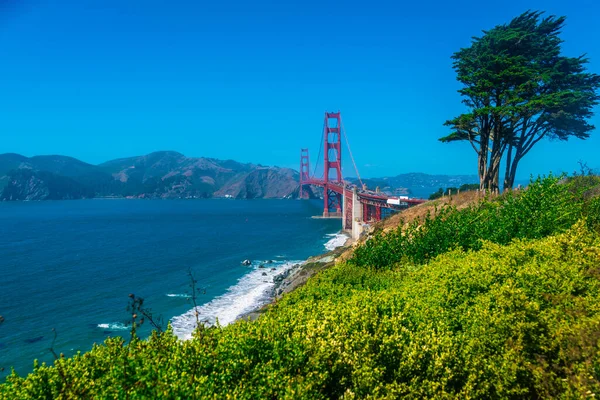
(238, 234, 352, 322)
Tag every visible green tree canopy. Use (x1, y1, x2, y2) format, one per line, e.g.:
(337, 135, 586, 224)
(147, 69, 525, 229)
(442, 10, 600, 190)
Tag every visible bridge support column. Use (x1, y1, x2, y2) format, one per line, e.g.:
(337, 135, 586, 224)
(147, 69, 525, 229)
(323, 185, 342, 217)
(351, 187, 364, 240)
(323, 187, 329, 217)
(322, 111, 342, 217)
(299, 148, 310, 199)
(343, 188, 353, 232)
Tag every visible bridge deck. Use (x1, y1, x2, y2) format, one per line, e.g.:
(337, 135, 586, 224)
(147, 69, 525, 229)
(303, 179, 426, 209)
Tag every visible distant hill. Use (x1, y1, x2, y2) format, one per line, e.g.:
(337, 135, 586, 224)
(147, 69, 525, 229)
(1, 169, 95, 201)
(0, 152, 299, 201)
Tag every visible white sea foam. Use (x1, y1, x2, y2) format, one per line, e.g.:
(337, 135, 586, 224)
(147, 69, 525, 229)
(166, 293, 190, 298)
(324, 233, 349, 251)
(97, 323, 129, 331)
(171, 261, 300, 340)
(171, 233, 346, 340)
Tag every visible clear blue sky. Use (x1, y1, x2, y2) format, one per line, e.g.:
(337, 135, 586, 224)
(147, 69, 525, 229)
(1, 0, 598, 179)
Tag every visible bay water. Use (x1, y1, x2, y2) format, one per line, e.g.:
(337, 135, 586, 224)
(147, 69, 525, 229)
(0, 199, 342, 378)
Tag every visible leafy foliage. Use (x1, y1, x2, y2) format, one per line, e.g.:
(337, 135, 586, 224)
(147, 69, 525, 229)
(442, 11, 600, 190)
(2, 177, 600, 398)
(352, 175, 599, 269)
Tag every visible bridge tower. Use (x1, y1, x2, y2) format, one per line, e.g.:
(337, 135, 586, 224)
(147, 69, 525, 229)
(323, 111, 343, 217)
(299, 148, 310, 199)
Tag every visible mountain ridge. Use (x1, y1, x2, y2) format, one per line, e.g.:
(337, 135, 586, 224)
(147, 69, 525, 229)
(0, 152, 299, 201)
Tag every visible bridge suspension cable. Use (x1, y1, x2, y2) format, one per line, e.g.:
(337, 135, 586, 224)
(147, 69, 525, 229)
(340, 116, 364, 188)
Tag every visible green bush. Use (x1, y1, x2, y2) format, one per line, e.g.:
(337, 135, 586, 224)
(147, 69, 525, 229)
(586, 195, 600, 232)
(351, 175, 600, 270)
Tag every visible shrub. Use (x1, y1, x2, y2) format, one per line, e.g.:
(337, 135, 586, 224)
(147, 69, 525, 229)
(351, 175, 600, 270)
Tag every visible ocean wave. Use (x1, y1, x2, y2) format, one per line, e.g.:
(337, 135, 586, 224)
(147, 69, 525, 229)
(171, 233, 344, 340)
(166, 293, 190, 298)
(171, 261, 301, 340)
(324, 233, 348, 251)
(97, 323, 129, 331)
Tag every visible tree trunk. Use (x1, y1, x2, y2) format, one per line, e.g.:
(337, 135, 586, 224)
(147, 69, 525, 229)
(492, 167, 500, 192)
(478, 139, 489, 190)
(507, 153, 521, 190)
(503, 144, 513, 191)
(485, 121, 502, 192)
(488, 150, 502, 192)
(478, 152, 487, 190)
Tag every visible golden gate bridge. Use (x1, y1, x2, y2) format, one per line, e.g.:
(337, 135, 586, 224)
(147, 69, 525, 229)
(299, 111, 426, 239)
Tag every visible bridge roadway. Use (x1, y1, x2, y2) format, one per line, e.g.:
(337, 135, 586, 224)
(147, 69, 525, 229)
(303, 178, 427, 239)
(303, 179, 426, 209)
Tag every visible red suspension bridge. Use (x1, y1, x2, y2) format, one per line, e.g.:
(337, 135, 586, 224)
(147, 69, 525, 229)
(299, 111, 426, 238)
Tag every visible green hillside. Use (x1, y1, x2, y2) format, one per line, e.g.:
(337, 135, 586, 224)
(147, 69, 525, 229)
(1, 176, 599, 399)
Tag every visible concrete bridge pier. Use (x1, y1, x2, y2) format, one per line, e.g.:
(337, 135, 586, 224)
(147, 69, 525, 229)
(343, 187, 365, 240)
